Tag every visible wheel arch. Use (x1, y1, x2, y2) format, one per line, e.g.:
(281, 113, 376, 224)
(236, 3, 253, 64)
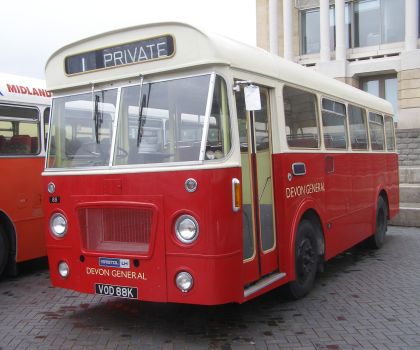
(288, 200, 326, 280)
(378, 189, 390, 219)
(371, 187, 390, 230)
(0, 210, 17, 271)
(300, 209, 325, 258)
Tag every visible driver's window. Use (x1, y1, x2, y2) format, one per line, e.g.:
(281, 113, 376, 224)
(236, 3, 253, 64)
(205, 75, 231, 160)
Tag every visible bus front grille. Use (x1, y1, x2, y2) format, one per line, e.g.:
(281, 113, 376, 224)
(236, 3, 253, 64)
(78, 206, 153, 253)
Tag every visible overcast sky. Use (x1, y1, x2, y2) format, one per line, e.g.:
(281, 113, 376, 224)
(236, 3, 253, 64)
(0, 0, 256, 80)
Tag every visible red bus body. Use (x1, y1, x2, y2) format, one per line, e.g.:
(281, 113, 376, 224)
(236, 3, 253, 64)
(0, 73, 51, 275)
(43, 23, 399, 304)
(44, 153, 398, 304)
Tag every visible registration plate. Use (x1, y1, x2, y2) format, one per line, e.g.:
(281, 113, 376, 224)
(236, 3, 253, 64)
(95, 283, 138, 299)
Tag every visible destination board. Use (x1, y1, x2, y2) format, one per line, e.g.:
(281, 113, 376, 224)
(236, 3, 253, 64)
(65, 35, 175, 75)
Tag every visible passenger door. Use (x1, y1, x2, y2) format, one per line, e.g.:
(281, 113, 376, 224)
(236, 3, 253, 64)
(235, 84, 278, 285)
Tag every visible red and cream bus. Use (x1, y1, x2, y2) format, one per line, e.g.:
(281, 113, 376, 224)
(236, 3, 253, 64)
(0, 73, 51, 276)
(43, 23, 398, 304)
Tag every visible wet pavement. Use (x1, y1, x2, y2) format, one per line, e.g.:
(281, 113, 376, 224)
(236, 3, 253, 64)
(1, 226, 420, 349)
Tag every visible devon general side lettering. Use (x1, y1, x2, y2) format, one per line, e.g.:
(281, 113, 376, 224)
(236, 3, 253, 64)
(286, 182, 325, 199)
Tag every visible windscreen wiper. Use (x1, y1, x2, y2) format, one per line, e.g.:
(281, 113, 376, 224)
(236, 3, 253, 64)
(137, 76, 151, 147)
(94, 94, 100, 144)
(93, 91, 105, 144)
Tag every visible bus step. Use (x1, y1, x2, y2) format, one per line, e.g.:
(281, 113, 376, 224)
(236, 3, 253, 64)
(244, 272, 286, 298)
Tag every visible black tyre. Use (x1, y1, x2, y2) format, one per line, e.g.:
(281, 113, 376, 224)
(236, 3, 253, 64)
(287, 220, 319, 300)
(367, 196, 388, 249)
(0, 226, 9, 277)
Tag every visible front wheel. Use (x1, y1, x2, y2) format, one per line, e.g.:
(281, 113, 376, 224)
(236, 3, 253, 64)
(287, 220, 319, 300)
(367, 196, 388, 249)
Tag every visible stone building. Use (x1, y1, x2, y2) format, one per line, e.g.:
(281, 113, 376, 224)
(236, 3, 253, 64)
(256, 0, 420, 166)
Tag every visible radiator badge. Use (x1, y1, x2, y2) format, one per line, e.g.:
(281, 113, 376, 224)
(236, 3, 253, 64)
(99, 257, 130, 269)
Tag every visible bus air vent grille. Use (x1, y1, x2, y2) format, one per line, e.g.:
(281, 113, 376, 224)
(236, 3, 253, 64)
(78, 207, 153, 253)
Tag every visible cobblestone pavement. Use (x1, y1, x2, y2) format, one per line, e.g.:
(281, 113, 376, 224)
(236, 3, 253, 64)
(1, 226, 420, 350)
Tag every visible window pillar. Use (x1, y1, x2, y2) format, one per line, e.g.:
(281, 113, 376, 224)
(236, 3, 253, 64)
(269, 0, 279, 55)
(283, 0, 293, 60)
(405, 0, 419, 51)
(320, 0, 331, 62)
(335, 0, 346, 61)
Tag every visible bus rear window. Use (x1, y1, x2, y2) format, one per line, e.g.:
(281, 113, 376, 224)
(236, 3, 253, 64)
(283, 86, 319, 149)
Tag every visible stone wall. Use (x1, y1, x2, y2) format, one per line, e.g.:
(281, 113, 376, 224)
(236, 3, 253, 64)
(396, 128, 420, 166)
(399, 69, 420, 109)
(256, 0, 301, 58)
(256, 0, 269, 51)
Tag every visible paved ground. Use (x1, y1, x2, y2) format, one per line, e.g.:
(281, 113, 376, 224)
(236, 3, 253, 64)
(1, 226, 420, 350)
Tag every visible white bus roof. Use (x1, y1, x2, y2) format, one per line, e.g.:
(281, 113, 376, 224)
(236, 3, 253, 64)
(45, 22, 393, 115)
(0, 72, 51, 106)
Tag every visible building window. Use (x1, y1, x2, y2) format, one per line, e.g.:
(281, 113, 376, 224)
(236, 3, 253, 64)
(299, 0, 405, 55)
(360, 74, 398, 118)
(300, 7, 335, 54)
(354, 0, 405, 47)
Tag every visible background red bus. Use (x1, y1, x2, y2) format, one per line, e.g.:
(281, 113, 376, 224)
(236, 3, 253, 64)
(0, 73, 51, 276)
(43, 23, 398, 304)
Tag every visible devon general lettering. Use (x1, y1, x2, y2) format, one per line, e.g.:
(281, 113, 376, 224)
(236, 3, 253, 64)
(286, 182, 325, 199)
(86, 267, 146, 280)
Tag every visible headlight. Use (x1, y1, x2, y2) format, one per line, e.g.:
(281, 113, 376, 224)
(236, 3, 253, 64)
(58, 261, 70, 278)
(50, 213, 68, 238)
(175, 271, 194, 293)
(175, 215, 199, 244)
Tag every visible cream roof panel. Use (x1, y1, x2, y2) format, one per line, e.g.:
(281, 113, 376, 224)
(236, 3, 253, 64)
(45, 22, 393, 115)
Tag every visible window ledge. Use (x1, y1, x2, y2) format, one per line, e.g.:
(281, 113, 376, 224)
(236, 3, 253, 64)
(297, 43, 404, 66)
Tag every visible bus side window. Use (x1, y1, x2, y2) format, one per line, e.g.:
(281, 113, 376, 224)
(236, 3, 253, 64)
(368, 112, 385, 151)
(348, 104, 368, 150)
(0, 120, 12, 154)
(321, 98, 348, 150)
(283, 86, 320, 149)
(0, 104, 40, 156)
(384, 115, 395, 151)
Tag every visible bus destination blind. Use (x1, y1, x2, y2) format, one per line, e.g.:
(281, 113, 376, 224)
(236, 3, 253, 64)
(65, 35, 175, 75)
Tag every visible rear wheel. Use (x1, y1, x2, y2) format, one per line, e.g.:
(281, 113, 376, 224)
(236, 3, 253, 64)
(0, 226, 9, 277)
(287, 220, 319, 299)
(367, 196, 388, 249)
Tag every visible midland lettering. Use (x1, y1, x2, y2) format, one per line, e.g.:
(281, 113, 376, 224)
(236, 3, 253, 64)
(7, 84, 52, 97)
